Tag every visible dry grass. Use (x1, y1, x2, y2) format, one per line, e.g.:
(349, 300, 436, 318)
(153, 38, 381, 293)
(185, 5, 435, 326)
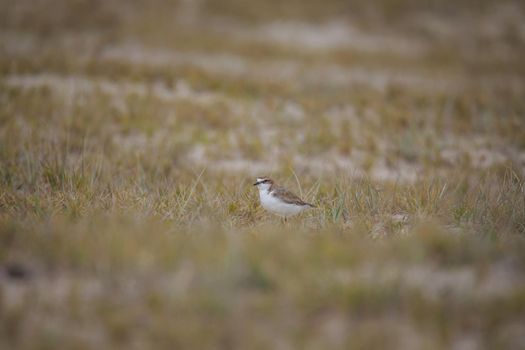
(1, 0, 525, 349)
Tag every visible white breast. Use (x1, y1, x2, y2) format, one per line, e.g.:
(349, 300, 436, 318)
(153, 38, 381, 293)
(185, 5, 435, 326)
(259, 189, 307, 217)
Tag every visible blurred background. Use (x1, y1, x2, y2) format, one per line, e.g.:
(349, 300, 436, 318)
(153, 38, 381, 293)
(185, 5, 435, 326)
(1, 0, 524, 180)
(1, 0, 525, 349)
(1, 0, 525, 181)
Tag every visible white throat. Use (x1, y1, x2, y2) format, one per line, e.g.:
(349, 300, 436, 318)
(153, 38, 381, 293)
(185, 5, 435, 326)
(256, 182, 272, 193)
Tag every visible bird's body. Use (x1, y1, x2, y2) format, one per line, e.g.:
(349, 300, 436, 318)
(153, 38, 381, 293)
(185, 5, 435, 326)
(253, 177, 315, 218)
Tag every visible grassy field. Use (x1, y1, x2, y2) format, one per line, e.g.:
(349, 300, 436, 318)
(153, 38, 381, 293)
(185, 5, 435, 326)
(1, 0, 525, 349)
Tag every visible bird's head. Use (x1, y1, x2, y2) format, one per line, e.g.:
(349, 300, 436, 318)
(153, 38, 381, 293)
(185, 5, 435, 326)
(253, 176, 273, 190)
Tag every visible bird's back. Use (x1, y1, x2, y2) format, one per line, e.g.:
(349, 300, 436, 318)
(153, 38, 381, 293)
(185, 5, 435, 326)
(270, 185, 315, 207)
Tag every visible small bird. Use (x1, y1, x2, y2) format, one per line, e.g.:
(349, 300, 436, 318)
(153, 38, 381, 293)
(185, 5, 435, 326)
(253, 176, 315, 219)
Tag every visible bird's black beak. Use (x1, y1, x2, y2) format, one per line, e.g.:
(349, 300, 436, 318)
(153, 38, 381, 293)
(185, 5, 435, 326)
(253, 181, 262, 186)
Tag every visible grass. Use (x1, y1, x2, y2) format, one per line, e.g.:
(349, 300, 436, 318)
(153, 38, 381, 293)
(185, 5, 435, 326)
(1, 0, 525, 349)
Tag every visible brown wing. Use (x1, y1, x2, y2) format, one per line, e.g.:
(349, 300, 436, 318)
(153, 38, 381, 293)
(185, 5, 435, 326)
(271, 186, 315, 207)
